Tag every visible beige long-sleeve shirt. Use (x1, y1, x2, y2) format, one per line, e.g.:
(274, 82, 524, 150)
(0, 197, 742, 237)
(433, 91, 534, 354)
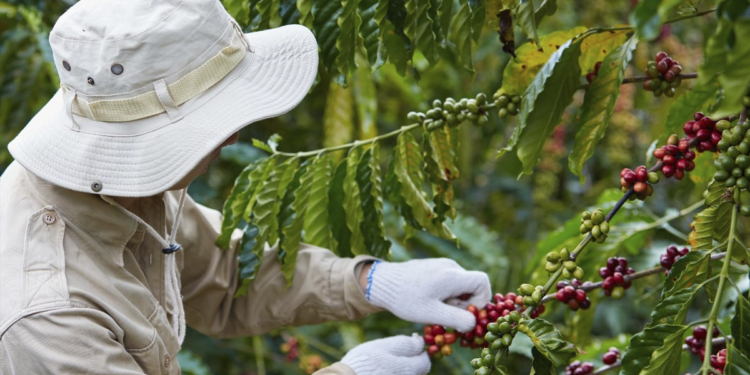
(0, 162, 380, 374)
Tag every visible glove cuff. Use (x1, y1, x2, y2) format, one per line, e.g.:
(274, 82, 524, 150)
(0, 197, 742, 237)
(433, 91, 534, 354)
(366, 261, 406, 310)
(341, 353, 378, 374)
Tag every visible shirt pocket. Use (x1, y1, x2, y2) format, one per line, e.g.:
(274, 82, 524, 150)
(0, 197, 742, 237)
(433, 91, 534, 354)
(126, 329, 172, 375)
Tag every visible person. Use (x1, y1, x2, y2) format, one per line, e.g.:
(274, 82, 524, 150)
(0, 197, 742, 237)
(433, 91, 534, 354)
(0, 0, 492, 374)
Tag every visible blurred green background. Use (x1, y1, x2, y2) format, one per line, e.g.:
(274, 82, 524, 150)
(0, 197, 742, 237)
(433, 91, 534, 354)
(2, 0, 746, 374)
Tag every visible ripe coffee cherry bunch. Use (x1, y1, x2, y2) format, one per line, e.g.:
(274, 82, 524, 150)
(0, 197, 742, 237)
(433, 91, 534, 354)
(565, 361, 594, 375)
(684, 112, 724, 152)
(620, 165, 658, 199)
(493, 92, 521, 118)
(585, 61, 603, 83)
(599, 257, 635, 299)
(659, 245, 689, 275)
(713, 119, 750, 191)
(643, 51, 683, 97)
(652, 136, 697, 180)
(710, 349, 728, 374)
(602, 347, 621, 365)
(407, 93, 490, 131)
(423, 325, 457, 359)
(280, 337, 299, 361)
(685, 325, 724, 359)
(555, 279, 592, 311)
(580, 209, 610, 243)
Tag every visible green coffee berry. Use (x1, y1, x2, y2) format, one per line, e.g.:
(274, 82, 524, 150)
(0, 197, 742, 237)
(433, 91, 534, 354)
(470, 358, 483, 369)
(573, 267, 584, 280)
(501, 334, 513, 347)
(547, 252, 561, 263)
(564, 261, 577, 271)
(546, 262, 561, 273)
(487, 322, 499, 333)
(560, 248, 570, 260)
(519, 284, 535, 295)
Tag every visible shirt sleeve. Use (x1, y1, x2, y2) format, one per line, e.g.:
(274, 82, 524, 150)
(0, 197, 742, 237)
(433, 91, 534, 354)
(175, 193, 383, 338)
(0, 308, 146, 375)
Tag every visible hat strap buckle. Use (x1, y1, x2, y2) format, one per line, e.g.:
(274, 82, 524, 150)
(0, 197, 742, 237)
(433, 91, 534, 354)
(62, 84, 81, 131)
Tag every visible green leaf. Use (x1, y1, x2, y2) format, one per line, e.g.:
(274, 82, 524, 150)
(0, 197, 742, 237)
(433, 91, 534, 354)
(713, 19, 750, 118)
(277, 160, 310, 264)
(661, 81, 719, 144)
(698, 18, 732, 87)
(395, 132, 455, 240)
(423, 132, 456, 224)
(336, 0, 363, 82)
(303, 155, 334, 249)
(727, 344, 750, 375)
(269, 158, 301, 246)
(630, 0, 681, 41)
(517, 319, 577, 367)
(706, 180, 729, 207)
(385, 146, 422, 232)
(344, 147, 368, 255)
(578, 28, 631, 75)
(313, 0, 344, 77)
(243, 158, 278, 219)
(650, 284, 700, 326)
(663, 250, 711, 297)
(405, 0, 439, 64)
(383, 23, 410, 76)
(358, 0, 389, 68)
(224, 0, 251, 26)
(448, 0, 474, 73)
(428, 127, 459, 180)
(620, 324, 688, 375)
(254, 0, 282, 30)
(252, 138, 274, 153)
(280, 0, 301, 26)
(235, 221, 261, 296)
(516, 0, 540, 48)
(531, 347, 556, 375)
(323, 81, 355, 150)
(298, 0, 314, 28)
(217, 159, 265, 250)
(437, 0, 453, 45)
(732, 294, 750, 358)
(534, 0, 556, 26)
(689, 202, 734, 251)
(353, 64, 378, 139)
(279, 161, 315, 286)
(356, 145, 392, 258)
(328, 158, 354, 257)
(514, 39, 582, 175)
(569, 34, 638, 183)
(469, 0, 485, 42)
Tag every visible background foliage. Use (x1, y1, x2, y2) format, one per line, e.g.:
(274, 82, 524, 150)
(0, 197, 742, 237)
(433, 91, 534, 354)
(2, 0, 750, 374)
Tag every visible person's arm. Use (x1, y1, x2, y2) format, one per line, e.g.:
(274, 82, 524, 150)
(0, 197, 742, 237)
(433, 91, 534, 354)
(175, 193, 382, 338)
(0, 308, 150, 374)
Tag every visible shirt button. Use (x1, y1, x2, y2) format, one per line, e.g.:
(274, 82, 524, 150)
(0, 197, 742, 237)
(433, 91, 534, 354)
(42, 212, 56, 225)
(164, 354, 170, 367)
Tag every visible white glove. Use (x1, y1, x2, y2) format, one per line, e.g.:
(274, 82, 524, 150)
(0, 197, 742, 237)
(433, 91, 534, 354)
(341, 334, 431, 375)
(365, 258, 491, 332)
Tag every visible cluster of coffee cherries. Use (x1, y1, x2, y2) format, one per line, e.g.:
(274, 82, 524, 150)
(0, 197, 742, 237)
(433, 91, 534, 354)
(684, 112, 724, 152)
(459, 293, 545, 349)
(620, 165, 658, 200)
(423, 325, 457, 359)
(643, 51, 683, 97)
(555, 279, 592, 311)
(585, 61, 603, 83)
(517, 283, 545, 308)
(469, 312, 524, 374)
(580, 209, 610, 243)
(652, 135, 697, 180)
(408, 93, 490, 131)
(493, 92, 521, 118)
(713, 119, 750, 191)
(599, 257, 635, 299)
(710, 349, 728, 374)
(659, 245, 689, 275)
(546, 248, 585, 280)
(685, 325, 724, 360)
(280, 337, 299, 361)
(602, 347, 621, 365)
(565, 361, 595, 375)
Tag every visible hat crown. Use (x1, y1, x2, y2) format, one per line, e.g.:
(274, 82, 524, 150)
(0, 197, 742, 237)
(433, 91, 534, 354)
(50, 0, 233, 97)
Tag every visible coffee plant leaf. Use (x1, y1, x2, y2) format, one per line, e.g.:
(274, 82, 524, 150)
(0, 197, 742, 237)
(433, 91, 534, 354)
(569, 34, 638, 183)
(328, 158, 354, 257)
(714, 202, 734, 244)
(516, 38, 582, 175)
(280, 0, 301, 25)
(312, 0, 344, 78)
(732, 294, 750, 358)
(323, 80, 355, 151)
(279, 160, 314, 285)
(448, 0, 475, 73)
(662, 250, 711, 298)
(534, 0, 557, 27)
(660, 80, 719, 145)
(518, 319, 577, 367)
(335, 0, 363, 83)
(423, 134, 456, 224)
(438, 0, 453, 44)
(358, 0, 388, 68)
(356, 146, 392, 258)
(469, 0, 485, 42)
(223, 0, 250, 25)
(297, 0, 314, 28)
(429, 126, 459, 181)
(649, 284, 700, 326)
(577, 27, 630, 73)
(689, 203, 733, 252)
(352, 63, 378, 143)
(714, 19, 750, 118)
(277, 160, 308, 264)
(531, 347, 556, 375)
(630, 0, 681, 41)
(254, 0, 282, 31)
(268, 157, 300, 246)
(726, 344, 750, 375)
(516, 0, 541, 48)
(706, 180, 729, 207)
(217, 159, 266, 250)
(500, 27, 583, 96)
(236, 221, 262, 297)
(698, 18, 731, 87)
(344, 147, 367, 255)
(690, 151, 719, 185)
(385, 147, 423, 233)
(619, 324, 688, 375)
(303, 155, 334, 249)
(405, 0, 439, 65)
(243, 157, 278, 219)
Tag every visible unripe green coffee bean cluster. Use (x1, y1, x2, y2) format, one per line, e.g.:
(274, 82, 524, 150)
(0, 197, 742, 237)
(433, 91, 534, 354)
(469, 312, 524, 375)
(517, 284, 544, 308)
(580, 209, 610, 243)
(407, 93, 490, 131)
(713, 120, 750, 191)
(492, 92, 521, 118)
(546, 248, 584, 280)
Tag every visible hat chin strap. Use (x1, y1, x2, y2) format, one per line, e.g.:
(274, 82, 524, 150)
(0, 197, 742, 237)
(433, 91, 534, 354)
(101, 190, 188, 345)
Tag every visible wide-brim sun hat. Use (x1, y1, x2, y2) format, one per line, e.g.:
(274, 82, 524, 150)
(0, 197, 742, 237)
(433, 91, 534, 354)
(8, 0, 318, 197)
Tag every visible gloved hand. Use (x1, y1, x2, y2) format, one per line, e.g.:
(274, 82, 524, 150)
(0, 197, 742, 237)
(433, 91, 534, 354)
(341, 334, 431, 375)
(365, 258, 491, 332)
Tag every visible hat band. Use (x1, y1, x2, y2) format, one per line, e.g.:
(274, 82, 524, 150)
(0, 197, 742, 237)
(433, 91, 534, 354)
(62, 31, 248, 123)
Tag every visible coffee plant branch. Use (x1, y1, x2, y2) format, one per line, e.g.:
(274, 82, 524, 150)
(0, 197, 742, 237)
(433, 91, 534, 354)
(584, 8, 716, 35)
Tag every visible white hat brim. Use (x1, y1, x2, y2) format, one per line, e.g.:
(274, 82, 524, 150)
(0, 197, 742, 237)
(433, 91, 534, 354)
(8, 25, 318, 197)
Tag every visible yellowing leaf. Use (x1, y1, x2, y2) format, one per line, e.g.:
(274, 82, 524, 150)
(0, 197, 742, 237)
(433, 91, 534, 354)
(578, 27, 630, 73)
